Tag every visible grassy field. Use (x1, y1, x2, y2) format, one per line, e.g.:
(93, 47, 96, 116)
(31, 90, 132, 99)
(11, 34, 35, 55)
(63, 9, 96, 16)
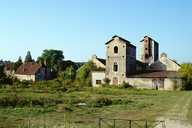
(0, 87, 192, 128)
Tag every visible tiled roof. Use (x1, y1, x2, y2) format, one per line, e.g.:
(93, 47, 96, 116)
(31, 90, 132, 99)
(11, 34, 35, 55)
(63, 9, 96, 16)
(128, 71, 181, 78)
(15, 62, 41, 75)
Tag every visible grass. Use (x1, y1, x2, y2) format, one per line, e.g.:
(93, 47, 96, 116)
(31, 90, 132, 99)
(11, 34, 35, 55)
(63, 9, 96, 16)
(0, 86, 192, 128)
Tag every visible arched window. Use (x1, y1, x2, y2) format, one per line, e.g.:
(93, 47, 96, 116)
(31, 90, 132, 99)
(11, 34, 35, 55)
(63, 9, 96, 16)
(114, 46, 118, 54)
(113, 62, 118, 72)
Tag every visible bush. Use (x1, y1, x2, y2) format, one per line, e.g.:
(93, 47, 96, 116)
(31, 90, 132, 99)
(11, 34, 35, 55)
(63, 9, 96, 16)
(120, 82, 133, 89)
(0, 94, 63, 107)
(103, 78, 110, 84)
(179, 63, 192, 90)
(88, 96, 112, 107)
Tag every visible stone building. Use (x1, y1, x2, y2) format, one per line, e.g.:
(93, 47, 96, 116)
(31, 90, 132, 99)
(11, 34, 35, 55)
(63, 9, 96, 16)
(105, 35, 136, 85)
(15, 62, 50, 82)
(140, 36, 159, 65)
(91, 35, 182, 90)
(91, 55, 106, 69)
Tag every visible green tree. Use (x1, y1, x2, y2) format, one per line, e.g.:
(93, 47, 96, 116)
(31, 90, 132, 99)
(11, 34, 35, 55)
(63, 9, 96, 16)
(179, 63, 192, 90)
(76, 61, 94, 86)
(24, 51, 33, 63)
(63, 66, 76, 80)
(13, 56, 23, 71)
(37, 49, 64, 74)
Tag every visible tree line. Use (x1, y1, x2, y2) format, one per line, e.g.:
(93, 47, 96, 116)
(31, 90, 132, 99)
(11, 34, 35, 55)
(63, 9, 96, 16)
(0, 49, 97, 88)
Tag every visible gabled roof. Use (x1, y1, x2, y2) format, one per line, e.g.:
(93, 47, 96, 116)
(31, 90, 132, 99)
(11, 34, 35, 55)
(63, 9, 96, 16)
(105, 35, 136, 48)
(15, 62, 42, 75)
(97, 58, 106, 65)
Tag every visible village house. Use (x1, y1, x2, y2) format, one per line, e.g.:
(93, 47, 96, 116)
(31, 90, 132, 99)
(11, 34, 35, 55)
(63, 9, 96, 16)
(91, 35, 182, 90)
(15, 62, 50, 82)
(4, 63, 14, 76)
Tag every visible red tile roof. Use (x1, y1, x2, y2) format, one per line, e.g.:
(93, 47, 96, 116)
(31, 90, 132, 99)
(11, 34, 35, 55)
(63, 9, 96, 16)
(15, 62, 41, 75)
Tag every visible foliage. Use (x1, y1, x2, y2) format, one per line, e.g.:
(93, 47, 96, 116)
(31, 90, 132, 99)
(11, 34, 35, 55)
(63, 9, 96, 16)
(88, 96, 112, 107)
(0, 76, 14, 86)
(37, 49, 64, 77)
(76, 61, 94, 87)
(0, 64, 5, 78)
(0, 93, 63, 107)
(24, 51, 33, 63)
(13, 56, 23, 71)
(120, 82, 133, 89)
(60, 60, 80, 71)
(0, 65, 14, 85)
(59, 65, 76, 81)
(0, 86, 190, 128)
(103, 78, 110, 84)
(179, 63, 192, 90)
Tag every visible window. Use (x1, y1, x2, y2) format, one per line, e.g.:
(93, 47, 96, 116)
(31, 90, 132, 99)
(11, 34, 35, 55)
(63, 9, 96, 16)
(96, 80, 102, 85)
(114, 46, 118, 54)
(114, 62, 118, 72)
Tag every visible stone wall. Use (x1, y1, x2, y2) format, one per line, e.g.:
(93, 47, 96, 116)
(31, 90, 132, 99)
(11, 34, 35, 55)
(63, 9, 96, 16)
(164, 78, 182, 90)
(106, 36, 136, 85)
(106, 37, 127, 85)
(126, 77, 182, 90)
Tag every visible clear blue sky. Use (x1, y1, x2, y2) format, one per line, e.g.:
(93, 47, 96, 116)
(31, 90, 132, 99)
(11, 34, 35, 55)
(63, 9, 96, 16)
(0, 0, 192, 63)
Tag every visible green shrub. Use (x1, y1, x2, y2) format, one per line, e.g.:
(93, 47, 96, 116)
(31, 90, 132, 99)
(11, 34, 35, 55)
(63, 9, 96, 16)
(0, 94, 63, 107)
(103, 78, 110, 84)
(120, 82, 133, 89)
(88, 96, 112, 107)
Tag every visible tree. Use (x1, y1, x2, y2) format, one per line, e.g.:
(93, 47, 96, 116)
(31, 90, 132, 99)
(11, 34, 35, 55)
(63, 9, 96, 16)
(37, 49, 64, 74)
(0, 64, 5, 78)
(179, 63, 192, 90)
(24, 51, 33, 63)
(13, 56, 23, 71)
(63, 66, 76, 80)
(76, 61, 94, 86)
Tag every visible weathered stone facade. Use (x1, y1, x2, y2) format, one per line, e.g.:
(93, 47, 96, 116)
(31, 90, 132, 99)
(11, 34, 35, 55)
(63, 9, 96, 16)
(141, 36, 159, 65)
(105, 36, 136, 85)
(91, 35, 182, 90)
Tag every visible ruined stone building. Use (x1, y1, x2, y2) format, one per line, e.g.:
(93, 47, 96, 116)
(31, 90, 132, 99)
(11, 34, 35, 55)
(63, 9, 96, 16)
(91, 35, 182, 90)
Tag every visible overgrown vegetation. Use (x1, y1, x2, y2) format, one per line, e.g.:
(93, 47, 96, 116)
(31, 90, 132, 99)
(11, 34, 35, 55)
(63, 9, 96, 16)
(0, 86, 191, 128)
(179, 63, 192, 90)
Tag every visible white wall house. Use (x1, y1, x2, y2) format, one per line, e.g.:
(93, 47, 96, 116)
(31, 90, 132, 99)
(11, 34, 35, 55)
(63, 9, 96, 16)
(92, 71, 105, 87)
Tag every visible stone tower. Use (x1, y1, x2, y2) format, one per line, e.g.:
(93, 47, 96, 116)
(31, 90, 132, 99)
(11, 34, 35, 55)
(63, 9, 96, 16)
(140, 36, 159, 65)
(105, 35, 136, 85)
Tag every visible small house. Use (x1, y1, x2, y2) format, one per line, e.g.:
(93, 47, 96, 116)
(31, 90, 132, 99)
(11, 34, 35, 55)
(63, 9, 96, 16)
(15, 62, 50, 82)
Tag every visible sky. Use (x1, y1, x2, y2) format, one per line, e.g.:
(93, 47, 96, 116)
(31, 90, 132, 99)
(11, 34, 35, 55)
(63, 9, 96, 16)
(0, 0, 192, 63)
